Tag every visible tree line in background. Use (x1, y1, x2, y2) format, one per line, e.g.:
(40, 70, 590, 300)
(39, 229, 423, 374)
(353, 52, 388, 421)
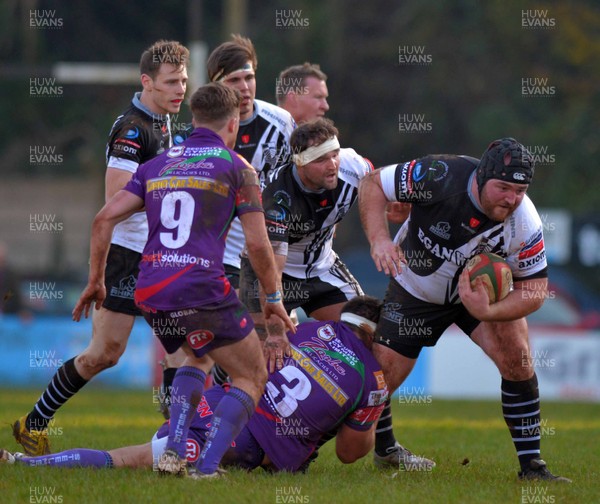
(0, 0, 598, 294)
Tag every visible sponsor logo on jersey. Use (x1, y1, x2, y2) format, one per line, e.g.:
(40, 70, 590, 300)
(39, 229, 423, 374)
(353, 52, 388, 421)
(373, 370, 386, 390)
(300, 338, 346, 375)
(430, 160, 449, 181)
(399, 160, 416, 195)
(186, 439, 200, 462)
(429, 221, 451, 240)
(518, 249, 546, 269)
(417, 227, 467, 265)
(115, 138, 141, 149)
(339, 166, 361, 182)
(187, 330, 214, 350)
(146, 176, 229, 197)
(289, 345, 349, 406)
(266, 220, 287, 236)
(518, 230, 544, 260)
(273, 190, 292, 208)
(317, 324, 336, 341)
(124, 127, 139, 139)
(367, 389, 388, 407)
(113, 143, 139, 155)
(158, 157, 216, 177)
(110, 274, 137, 300)
(241, 134, 250, 144)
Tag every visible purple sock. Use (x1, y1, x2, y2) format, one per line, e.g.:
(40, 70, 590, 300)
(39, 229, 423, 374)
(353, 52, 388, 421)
(166, 366, 206, 458)
(18, 449, 113, 468)
(198, 386, 255, 475)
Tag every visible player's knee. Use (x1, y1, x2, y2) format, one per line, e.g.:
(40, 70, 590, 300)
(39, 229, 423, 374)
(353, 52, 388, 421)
(496, 344, 532, 380)
(79, 341, 125, 372)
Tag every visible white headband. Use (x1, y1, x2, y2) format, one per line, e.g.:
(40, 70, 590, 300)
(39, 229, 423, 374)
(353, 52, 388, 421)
(340, 312, 377, 331)
(213, 62, 254, 82)
(293, 137, 340, 166)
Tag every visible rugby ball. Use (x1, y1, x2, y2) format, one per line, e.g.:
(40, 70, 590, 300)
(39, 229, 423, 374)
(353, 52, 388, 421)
(465, 253, 513, 303)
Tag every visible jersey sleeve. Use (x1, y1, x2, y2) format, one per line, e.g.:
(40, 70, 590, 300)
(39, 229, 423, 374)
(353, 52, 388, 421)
(123, 167, 145, 199)
(505, 196, 548, 280)
(344, 369, 389, 431)
(380, 156, 453, 204)
(233, 154, 264, 217)
(262, 177, 290, 253)
(338, 148, 374, 187)
(107, 122, 153, 172)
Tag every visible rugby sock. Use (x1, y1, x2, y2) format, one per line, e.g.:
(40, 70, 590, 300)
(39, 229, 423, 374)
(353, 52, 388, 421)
(375, 399, 397, 454)
(198, 386, 254, 475)
(165, 367, 206, 459)
(161, 367, 178, 407)
(18, 449, 113, 469)
(26, 357, 88, 431)
(501, 373, 542, 470)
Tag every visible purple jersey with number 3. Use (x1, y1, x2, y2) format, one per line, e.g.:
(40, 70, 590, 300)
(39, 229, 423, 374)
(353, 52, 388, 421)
(247, 321, 389, 472)
(124, 128, 263, 311)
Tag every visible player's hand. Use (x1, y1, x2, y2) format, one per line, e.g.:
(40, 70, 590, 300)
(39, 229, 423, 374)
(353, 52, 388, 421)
(386, 202, 411, 225)
(263, 300, 296, 334)
(263, 313, 291, 373)
(72, 282, 106, 322)
(371, 239, 404, 277)
(458, 269, 492, 320)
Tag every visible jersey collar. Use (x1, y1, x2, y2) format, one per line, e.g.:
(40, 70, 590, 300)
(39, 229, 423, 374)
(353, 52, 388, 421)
(292, 165, 326, 194)
(239, 100, 258, 126)
(132, 92, 170, 123)
(467, 170, 484, 212)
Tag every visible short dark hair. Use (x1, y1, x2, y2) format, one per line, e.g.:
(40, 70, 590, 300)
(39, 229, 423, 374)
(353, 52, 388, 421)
(207, 34, 258, 82)
(140, 40, 189, 79)
(276, 62, 327, 105)
(341, 295, 382, 347)
(290, 118, 339, 153)
(341, 295, 383, 326)
(189, 83, 241, 128)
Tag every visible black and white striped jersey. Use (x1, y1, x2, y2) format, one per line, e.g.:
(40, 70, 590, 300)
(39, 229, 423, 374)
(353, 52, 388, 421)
(264, 148, 373, 279)
(379, 154, 548, 305)
(224, 99, 296, 269)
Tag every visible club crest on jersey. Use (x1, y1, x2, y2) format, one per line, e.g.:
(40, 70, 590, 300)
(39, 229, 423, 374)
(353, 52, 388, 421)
(167, 146, 185, 158)
(317, 324, 336, 341)
(187, 330, 214, 349)
(261, 141, 282, 166)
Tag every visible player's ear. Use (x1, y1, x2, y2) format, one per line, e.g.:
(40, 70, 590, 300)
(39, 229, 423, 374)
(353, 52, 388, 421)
(140, 73, 153, 91)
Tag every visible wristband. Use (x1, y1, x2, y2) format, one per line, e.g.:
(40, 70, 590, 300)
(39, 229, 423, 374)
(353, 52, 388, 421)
(265, 290, 282, 304)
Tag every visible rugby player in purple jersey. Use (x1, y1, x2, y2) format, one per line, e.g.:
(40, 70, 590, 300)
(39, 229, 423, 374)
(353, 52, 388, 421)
(2, 296, 388, 474)
(66, 83, 294, 479)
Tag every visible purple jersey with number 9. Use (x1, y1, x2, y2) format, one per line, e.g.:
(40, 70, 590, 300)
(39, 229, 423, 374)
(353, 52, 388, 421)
(124, 128, 263, 311)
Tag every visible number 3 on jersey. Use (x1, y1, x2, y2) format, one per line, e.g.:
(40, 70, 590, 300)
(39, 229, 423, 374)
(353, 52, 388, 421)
(266, 365, 312, 418)
(159, 191, 194, 248)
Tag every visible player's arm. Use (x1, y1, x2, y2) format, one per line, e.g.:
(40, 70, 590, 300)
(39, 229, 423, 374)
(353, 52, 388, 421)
(459, 272, 547, 322)
(359, 168, 402, 276)
(386, 202, 411, 224)
(105, 168, 136, 202)
(335, 423, 376, 464)
(240, 208, 295, 333)
(73, 190, 144, 321)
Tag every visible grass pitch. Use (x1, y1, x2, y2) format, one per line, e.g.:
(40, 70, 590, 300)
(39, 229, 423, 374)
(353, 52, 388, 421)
(0, 388, 598, 503)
